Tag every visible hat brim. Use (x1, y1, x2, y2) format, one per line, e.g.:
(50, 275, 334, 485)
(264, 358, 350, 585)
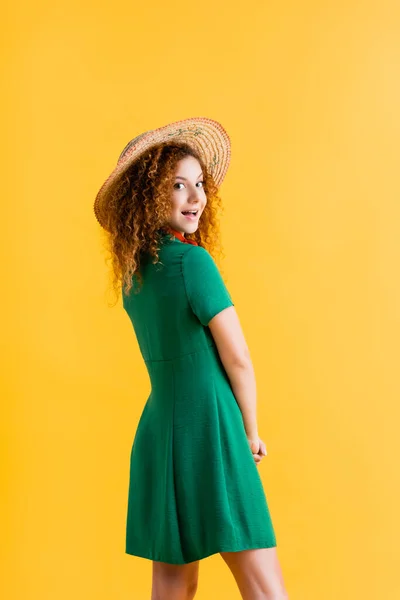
(93, 116, 231, 230)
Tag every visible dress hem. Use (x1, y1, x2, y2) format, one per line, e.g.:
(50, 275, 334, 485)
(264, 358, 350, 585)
(125, 540, 278, 565)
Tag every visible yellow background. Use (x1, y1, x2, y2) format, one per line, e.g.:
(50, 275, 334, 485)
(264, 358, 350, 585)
(3, 1, 400, 598)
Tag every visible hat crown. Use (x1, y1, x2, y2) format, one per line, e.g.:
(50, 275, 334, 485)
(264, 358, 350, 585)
(118, 131, 152, 164)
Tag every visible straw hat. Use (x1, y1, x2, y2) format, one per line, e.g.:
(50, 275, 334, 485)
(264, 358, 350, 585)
(93, 116, 231, 231)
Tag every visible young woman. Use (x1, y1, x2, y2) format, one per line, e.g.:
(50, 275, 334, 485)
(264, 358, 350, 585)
(94, 117, 289, 600)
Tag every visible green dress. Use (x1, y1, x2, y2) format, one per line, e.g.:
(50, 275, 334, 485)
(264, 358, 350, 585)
(122, 230, 277, 564)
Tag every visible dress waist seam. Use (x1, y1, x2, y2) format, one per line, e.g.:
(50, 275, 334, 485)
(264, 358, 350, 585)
(144, 343, 216, 363)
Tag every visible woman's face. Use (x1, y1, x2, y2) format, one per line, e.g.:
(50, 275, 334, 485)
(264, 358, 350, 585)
(166, 155, 207, 235)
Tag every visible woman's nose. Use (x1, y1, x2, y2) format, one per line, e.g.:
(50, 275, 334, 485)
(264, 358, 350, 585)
(190, 188, 204, 202)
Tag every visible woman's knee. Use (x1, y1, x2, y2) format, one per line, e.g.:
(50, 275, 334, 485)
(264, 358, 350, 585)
(151, 577, 198, 600)
(151, 560, 199, 600)
(220, 547, 289, 600)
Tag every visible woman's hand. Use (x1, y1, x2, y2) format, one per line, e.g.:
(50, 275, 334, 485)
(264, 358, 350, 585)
(247, 436, 268, 466)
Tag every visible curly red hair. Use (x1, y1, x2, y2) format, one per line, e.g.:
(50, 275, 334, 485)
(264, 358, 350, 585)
(98, 141, 227, 305)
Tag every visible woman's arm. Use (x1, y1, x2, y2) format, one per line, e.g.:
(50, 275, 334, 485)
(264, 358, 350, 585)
(208, 306, 259, 441)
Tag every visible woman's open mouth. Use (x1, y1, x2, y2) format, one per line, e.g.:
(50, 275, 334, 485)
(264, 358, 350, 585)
(181, 210, 199, 220)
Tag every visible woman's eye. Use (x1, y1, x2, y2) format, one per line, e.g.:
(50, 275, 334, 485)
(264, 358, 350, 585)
(173, 181, 205, 190)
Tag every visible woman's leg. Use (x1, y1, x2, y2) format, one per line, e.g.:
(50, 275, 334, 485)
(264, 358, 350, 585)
(220, 548, 289, 600)
(151, 560, 200, 600)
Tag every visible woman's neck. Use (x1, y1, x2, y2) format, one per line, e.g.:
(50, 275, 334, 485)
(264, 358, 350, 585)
(160, 225, 198, 246)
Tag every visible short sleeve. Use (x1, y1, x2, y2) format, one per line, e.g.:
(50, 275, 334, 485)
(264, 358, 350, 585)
(182, 246, 234, 326)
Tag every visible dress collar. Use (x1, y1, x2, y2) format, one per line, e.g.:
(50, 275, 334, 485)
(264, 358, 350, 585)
(160, 226, 199, 246)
